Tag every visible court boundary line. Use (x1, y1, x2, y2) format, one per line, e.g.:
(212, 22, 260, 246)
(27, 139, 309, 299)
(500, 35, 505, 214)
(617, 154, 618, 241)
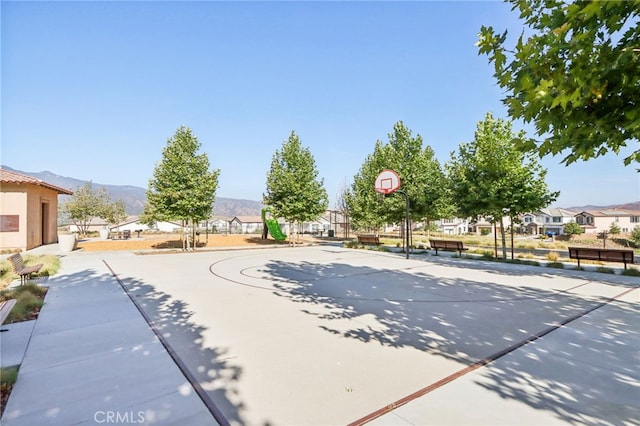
(348, 285, 639, 425)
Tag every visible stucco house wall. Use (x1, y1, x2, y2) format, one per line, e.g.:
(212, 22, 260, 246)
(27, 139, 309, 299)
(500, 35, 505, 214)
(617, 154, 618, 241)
(0, 189, 28, 249)
(1, 168, 73, 251)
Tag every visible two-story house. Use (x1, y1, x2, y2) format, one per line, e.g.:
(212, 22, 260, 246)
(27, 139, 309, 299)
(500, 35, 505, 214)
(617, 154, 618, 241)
(575, 209, 640, 234)
(521, 208, 576, 236)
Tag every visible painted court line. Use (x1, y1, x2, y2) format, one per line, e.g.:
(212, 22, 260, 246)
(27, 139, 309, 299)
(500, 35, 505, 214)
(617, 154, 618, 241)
(348, 284, 639, 425)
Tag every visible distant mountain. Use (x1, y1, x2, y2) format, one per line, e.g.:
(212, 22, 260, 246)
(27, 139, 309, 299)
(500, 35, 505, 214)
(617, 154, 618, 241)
(567, 202, 640, 212)
(2, 166, 263, 217)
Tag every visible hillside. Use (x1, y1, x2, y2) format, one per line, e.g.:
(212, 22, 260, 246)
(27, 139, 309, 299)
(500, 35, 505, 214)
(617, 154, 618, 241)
(2, 166, 262, 217)
(567, 202, 640, 211)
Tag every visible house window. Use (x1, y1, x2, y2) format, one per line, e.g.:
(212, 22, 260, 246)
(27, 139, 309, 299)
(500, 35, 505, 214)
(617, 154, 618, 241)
(553, 217, 562, 223)
(524, 217, 532, 223)
(545, 217, 550, 223)
(576, 217, 583, 224)
(615, 216, 619, 222)
(631, 216, 640, 223)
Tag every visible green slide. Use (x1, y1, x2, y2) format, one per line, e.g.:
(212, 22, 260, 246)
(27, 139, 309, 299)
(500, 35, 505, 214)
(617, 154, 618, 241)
(262, 207, 287, 241)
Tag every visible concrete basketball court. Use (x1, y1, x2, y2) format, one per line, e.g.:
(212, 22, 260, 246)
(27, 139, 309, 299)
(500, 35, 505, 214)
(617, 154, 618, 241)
(100, 245, 639, 425)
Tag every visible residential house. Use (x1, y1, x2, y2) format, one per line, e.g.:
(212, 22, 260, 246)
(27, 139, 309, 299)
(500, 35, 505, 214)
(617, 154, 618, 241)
(67, 217, 110, 234)
(467, 216, 513, 235)
(435, 217, 469, 235)
(521, 208, 576, 235)
(206, 216, 231, 234)
(229, 216, 264, 234)
(68, 216, 183, 234)
(575, 209, 640, 234)
(0, 167, 73, 251)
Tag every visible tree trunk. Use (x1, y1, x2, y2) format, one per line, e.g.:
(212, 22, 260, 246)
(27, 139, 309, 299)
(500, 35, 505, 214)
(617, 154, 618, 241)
(510, 216, 515, 260)
(500, 217, 507, 260)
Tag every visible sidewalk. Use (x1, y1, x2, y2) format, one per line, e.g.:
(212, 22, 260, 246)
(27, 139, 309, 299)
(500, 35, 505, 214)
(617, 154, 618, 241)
(1, 246, 218, 425)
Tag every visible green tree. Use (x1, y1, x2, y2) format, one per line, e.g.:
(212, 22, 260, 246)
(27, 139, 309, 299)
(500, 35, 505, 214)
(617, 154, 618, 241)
(101, 199, 127, 231)
(477, 0, 640, 166)
(348, 121, 449, 241)
(563, 221, 584, 239)
(347, 140, 388, 232)
(630, 226, 640, 246)
(446, 113, 558, 258)
(264, 131, 328, 243)
(609, 221, 622, 236)
(146, 126, 220, 250)
(60, 182, 116, 236)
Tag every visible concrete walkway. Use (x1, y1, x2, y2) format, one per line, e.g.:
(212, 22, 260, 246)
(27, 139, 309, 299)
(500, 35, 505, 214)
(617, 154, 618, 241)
(1, 244, 638, 425)
(1, 247, 218, 425)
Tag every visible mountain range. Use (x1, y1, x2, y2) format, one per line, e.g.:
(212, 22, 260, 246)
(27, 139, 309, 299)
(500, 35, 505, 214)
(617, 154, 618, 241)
(3, 166, 638, 216)
(2, 166, 263, 217)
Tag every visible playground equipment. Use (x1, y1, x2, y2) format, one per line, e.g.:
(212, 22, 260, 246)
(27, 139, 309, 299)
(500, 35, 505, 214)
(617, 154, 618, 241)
(261, 206, 287, 241)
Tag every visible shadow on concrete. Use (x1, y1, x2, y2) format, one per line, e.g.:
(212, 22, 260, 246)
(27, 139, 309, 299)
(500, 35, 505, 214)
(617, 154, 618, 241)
(118, 276, 246, 425)
(262, 258, 639, 425)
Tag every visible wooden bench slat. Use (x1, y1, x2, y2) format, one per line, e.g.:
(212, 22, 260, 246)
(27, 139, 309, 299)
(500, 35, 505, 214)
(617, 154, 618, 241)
(0, 299, 17, 326)
(8, 253, 43, 285)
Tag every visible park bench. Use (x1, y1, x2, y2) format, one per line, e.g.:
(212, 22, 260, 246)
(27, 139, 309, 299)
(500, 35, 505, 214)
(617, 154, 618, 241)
(0, 299, 17, 331)
(429, 239, 468, 256)
(110, 230, 131, 240)
(357, 235, 381, 245)
(8, 253, 43, 286)
(568, 247, 635, 270)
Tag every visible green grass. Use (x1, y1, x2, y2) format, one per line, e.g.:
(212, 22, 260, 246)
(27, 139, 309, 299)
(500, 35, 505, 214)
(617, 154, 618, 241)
(1, 366, 19, 417)
(622, 268, 640, 277)
(0, 366, 19, 387)
(0, 283, 48, 323)
(0, 254, 60, 289)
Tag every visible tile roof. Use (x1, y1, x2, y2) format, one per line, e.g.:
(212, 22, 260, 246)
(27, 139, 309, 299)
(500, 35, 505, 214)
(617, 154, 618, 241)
(0, 167, 74, 195)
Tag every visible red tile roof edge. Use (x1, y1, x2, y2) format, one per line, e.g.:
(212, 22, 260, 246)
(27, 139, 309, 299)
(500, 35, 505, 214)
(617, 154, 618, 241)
(0, 167, 74, 195)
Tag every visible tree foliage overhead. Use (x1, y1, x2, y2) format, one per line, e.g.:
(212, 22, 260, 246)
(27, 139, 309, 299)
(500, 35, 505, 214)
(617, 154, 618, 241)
(264, 131, 328, 226)
(347, 121, 449, 231)
(146, 126, 220, 249)
(478, 0, 640, 166)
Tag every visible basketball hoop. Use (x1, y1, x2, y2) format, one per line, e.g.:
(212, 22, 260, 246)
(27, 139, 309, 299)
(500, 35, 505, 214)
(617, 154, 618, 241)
(374, 169, 401, 194)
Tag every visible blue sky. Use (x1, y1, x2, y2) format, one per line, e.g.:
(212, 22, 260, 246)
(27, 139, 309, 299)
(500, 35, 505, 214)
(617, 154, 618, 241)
(2, 1, 638, 209)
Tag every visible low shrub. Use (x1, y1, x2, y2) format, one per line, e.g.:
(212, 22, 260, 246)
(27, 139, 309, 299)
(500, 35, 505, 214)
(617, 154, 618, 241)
(595, 267, 615, 275)
(622, 268, 640, 277)
(546, 262, 565, 269)
(546, 252, 560, 262)
(344, 240, 359, 249)
(0, 283, 48, 323)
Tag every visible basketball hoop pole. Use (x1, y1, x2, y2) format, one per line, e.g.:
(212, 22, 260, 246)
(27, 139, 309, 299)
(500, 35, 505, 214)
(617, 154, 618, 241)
(395, 189, 410, 259)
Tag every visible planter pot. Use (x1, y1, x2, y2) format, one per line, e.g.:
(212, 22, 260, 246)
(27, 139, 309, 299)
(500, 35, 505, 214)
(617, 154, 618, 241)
(99, 229, 109, 240)
(58, 233, 77, 252)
